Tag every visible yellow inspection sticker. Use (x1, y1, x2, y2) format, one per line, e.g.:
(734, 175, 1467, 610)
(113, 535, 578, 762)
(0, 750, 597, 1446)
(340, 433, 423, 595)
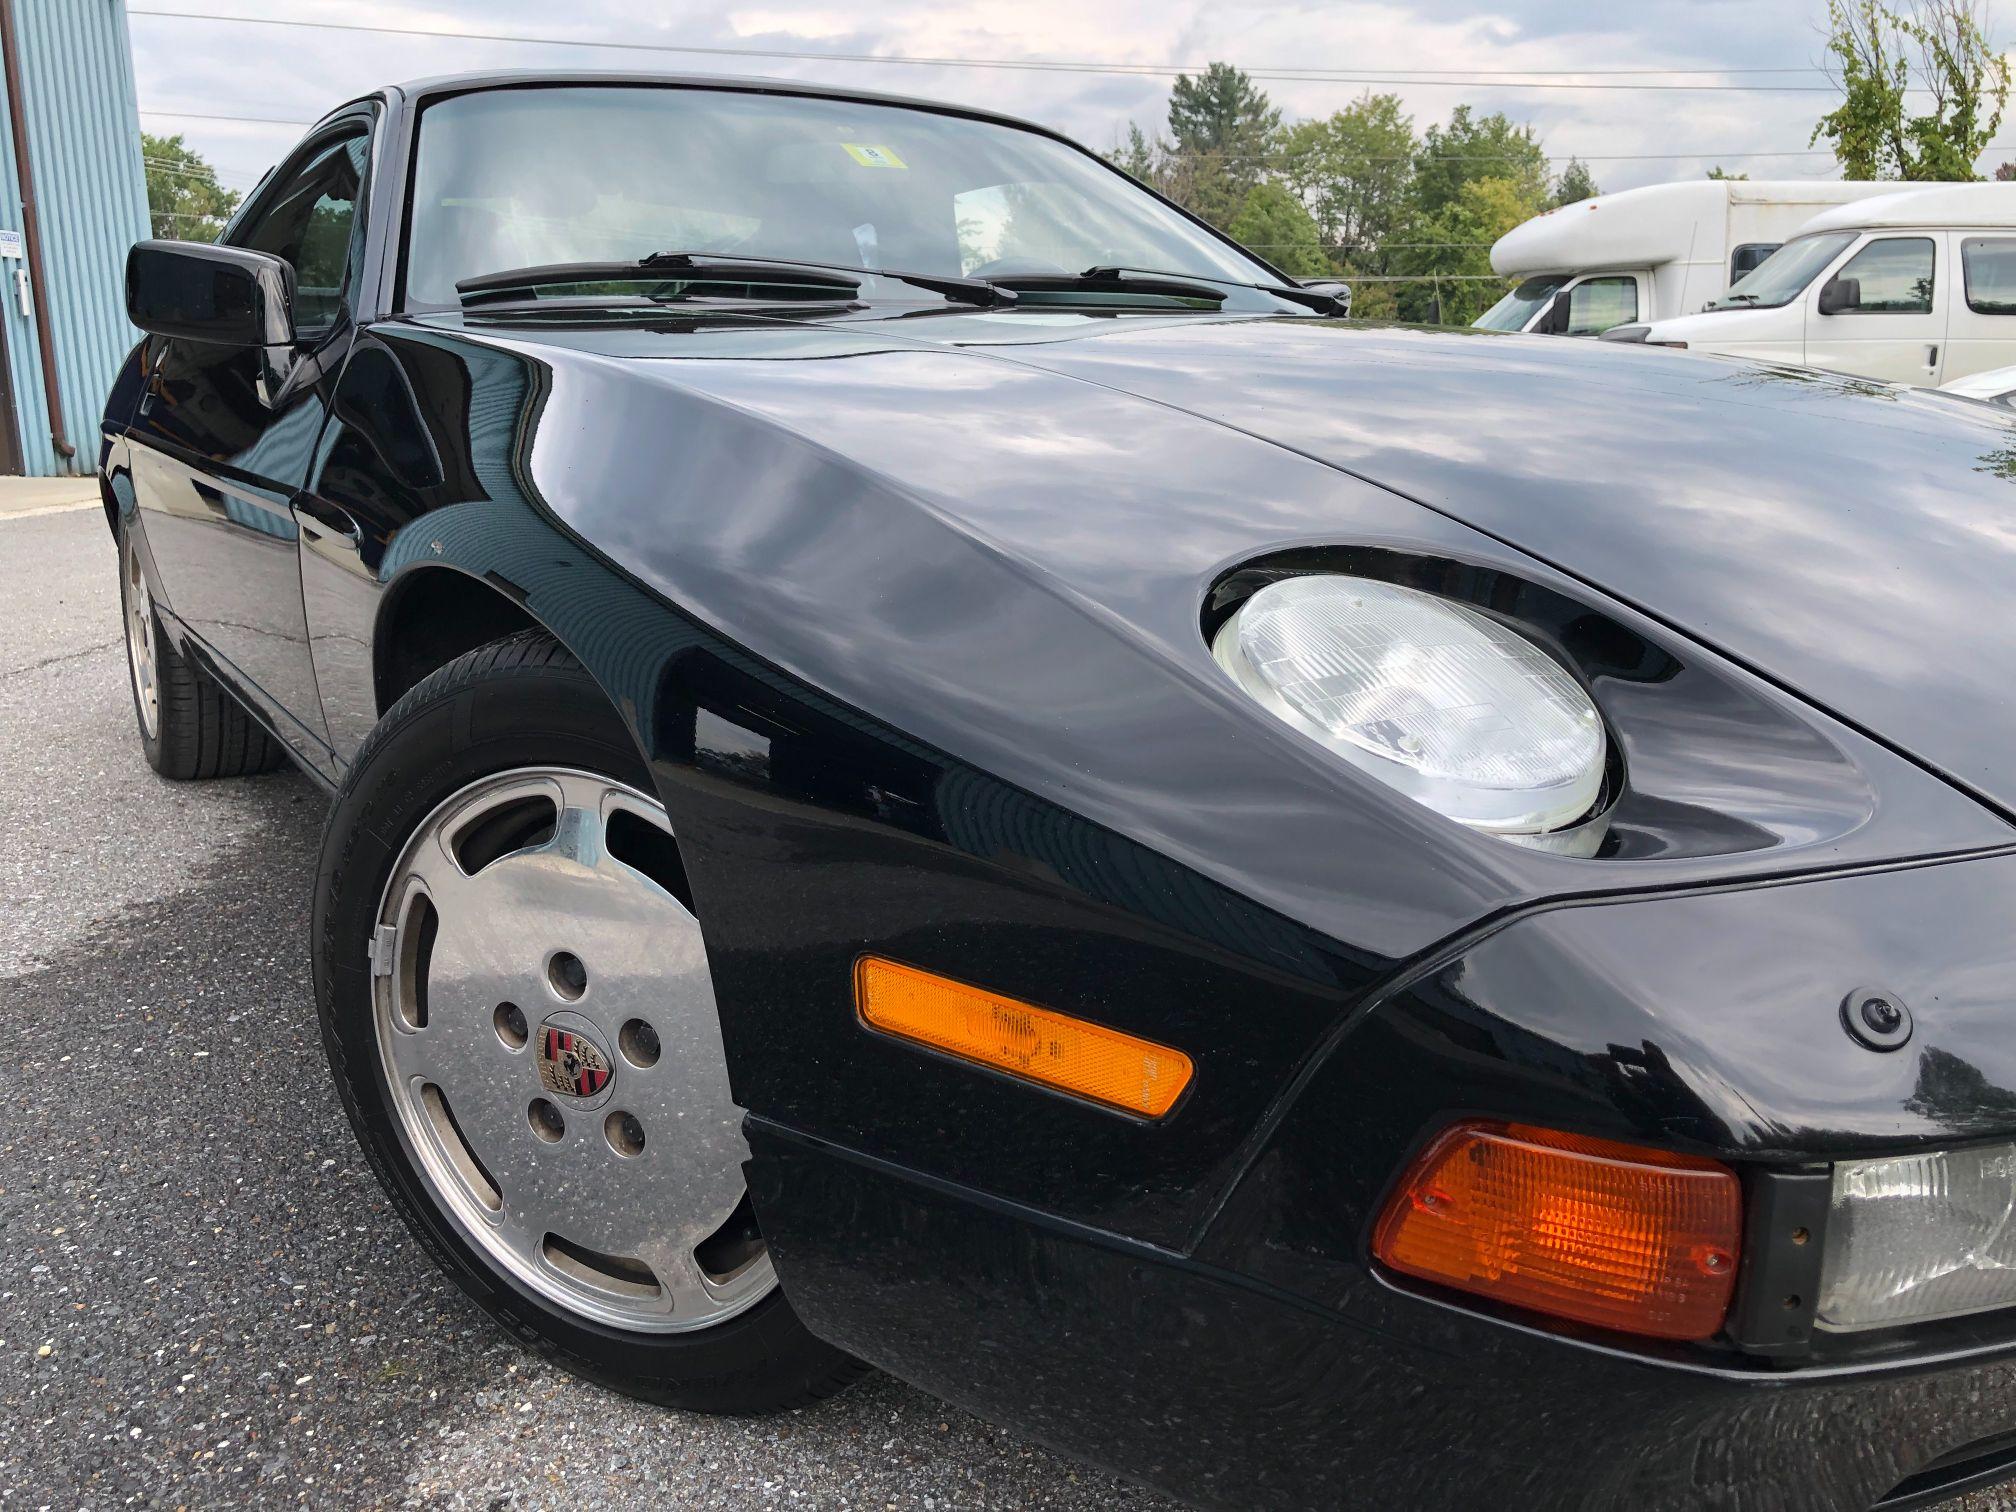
(841, 142, 908, 169)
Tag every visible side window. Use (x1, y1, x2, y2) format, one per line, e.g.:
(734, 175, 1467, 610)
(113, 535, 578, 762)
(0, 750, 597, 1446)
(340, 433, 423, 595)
(1962, 237, 2016, 314)
(1730, 242, 1779, 282)
(1832, 236, 1934, 313)
(1564, 276, 1638, 335)
(236, 128, 369, 336)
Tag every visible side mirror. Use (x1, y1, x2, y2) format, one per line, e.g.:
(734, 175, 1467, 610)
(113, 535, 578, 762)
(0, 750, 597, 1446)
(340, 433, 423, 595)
(1534, 291, 1572, 335)
(1816, 276, 1860, 316)
(126, 240, 295, 347)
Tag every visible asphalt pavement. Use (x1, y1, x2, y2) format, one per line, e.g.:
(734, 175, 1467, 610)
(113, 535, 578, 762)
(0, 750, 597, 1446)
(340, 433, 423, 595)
(0, 504, 1173, 1510)
(1, 501, 2008, 1511)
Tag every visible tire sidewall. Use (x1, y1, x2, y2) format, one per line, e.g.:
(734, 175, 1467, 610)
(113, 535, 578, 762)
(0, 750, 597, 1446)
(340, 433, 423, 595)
(313, 643, 819, 1403)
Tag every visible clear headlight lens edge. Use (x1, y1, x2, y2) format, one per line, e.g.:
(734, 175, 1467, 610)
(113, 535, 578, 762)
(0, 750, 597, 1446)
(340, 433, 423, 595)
(1212, 574, 1607, 842)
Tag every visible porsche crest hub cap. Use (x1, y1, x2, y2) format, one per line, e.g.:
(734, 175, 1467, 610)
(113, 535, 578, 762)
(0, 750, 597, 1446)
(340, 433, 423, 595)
(370, 767, 776, 1333)
(536, 1013, 614, 1105)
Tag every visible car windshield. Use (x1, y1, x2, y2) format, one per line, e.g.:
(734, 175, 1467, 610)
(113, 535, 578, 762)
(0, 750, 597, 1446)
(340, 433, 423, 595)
(402, 85, 1298, 312)
(1712, 232, 1856, 309)
(1473, 275, 1567, 332)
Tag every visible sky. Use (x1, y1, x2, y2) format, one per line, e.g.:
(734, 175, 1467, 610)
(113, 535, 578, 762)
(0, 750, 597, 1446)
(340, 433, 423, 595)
(122, 0, 2010, 202)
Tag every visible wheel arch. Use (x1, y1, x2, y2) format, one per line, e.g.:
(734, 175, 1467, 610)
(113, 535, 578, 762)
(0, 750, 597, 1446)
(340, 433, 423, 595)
(372, 562, 545, 715)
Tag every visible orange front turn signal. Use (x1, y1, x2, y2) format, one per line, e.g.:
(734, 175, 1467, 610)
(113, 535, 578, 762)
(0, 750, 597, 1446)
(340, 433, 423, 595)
(854, 957, 1193, 1118)
(1372, 1121, 1742, 1341)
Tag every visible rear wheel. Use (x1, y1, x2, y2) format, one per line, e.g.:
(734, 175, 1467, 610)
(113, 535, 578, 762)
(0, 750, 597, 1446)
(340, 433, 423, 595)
(118, 517, 283, 780)
(313, 631, 862, 1411)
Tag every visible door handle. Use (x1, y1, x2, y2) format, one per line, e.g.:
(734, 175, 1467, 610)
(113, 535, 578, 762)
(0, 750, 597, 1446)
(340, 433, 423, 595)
(1927, 344, 1940, 368)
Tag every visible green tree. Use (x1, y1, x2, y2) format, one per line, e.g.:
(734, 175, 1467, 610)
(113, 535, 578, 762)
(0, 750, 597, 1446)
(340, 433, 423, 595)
(1412, 106, 1549, 218)
(1227, 181, 1331, 276)
(1110, 122, 1159, 182)
(141, 131, 238, 241)
(1275, 93, 1417, 259)
(1812, 0, 2009, 179)
(1552, 157, 1599, 206)
(1394, 173, 1549, 324)
(1706, 165, 1751, 180)
(1161, 63, 1281, 226)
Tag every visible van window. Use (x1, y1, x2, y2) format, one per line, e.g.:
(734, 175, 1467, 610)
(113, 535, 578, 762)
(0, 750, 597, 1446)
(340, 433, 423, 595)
(1962, 237, 2016, 314)
(1730, 242, 1779, 281)
(1719, 232, 1855, 309)
(1564, 276, 1638, 335)
(1475, 274, 1567, 331)
(1831, 237, 1934, 313)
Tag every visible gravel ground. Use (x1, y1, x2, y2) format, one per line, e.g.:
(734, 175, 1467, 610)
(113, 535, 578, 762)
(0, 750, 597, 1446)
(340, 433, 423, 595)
(2, 505, 2010, 1511)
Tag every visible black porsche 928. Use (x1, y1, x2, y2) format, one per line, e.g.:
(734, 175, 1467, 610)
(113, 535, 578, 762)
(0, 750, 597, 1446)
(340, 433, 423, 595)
(102, 70, 2016, 1511)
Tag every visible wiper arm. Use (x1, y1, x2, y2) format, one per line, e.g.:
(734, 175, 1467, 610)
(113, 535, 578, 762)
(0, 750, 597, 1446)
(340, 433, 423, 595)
(977, 267, 1230, 306)
(458, 252, 1014, 309)
(1082, 265, 1348, 315)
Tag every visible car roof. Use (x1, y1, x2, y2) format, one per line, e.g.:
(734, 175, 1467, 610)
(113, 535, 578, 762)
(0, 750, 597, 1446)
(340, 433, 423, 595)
(1797, 182, 2016, 234)
(371, 68, 1062, 140)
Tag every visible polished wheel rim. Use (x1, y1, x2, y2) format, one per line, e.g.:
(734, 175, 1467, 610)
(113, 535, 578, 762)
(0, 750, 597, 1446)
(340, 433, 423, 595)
(373, 767, 775, 1333)
(123, 532, 159, 740)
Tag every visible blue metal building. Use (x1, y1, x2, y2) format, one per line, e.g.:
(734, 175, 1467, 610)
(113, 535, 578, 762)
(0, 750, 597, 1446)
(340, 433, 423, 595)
(0, 0, 148, 476)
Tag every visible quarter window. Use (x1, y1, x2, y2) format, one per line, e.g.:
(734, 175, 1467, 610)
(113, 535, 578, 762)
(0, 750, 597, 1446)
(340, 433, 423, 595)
(1831, 236, 1935, 313)
(1962, 237, 2016, 314)
(236, 128, 369, 335)
(1564, 276, 1638, 335)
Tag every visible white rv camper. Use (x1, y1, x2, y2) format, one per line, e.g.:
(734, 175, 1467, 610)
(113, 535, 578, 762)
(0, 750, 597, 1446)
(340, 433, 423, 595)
(1475, 180, 1908, 337)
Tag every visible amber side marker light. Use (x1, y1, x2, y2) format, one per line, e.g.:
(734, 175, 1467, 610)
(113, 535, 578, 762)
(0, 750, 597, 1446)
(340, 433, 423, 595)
(1372, 1120, 1742, 1341)
(854, 957, 1193, 1118)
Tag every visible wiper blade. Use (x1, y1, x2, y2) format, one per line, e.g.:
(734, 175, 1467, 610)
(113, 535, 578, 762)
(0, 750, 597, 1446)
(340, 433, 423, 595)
(457, 252, 1014, 309)
(977, 266, 1230, 305)
(1082, 265, 1348, 315)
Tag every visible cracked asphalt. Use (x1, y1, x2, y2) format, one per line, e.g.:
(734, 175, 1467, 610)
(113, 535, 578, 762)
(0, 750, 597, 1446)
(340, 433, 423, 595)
(2, 504, 2009, 1511)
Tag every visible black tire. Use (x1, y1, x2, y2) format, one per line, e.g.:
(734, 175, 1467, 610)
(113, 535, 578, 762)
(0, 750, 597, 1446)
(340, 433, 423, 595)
(312, 629, 864, 1413)
(118, 516, 284, 780)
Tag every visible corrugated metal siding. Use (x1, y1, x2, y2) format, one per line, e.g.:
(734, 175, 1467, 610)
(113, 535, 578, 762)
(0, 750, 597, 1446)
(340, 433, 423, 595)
(0, 0, 149, 475)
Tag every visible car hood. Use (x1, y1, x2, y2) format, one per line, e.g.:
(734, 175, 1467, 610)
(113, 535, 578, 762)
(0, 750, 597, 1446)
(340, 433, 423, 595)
(1634, 304, 1798, 342)
(842, 313, 2011, 815)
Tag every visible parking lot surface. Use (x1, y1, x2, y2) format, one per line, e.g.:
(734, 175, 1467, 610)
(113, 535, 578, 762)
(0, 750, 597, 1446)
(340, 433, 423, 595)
(1, 503, 2009, 1511)
(0, 506, 1175, 1509)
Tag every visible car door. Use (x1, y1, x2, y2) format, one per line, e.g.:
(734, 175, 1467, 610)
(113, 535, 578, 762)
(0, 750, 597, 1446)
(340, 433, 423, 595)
(125, 117, 373, 766)
(1802, 232, 1946, 384)
(1943, 232, 2016, 383)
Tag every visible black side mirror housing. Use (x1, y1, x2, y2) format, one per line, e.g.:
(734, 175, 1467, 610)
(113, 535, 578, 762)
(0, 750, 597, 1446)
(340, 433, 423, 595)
(1817, 276, 1860, 316)
(1535, 290, 1572, 335)
(126, 240, 295, 347)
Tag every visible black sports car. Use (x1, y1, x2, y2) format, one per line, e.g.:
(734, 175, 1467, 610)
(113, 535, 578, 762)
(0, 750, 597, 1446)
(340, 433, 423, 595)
(104, 71, 2016, 1511)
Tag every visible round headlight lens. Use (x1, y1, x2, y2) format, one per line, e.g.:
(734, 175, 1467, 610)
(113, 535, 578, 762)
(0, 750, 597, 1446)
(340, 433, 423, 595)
(1213, 575, 1605, 838)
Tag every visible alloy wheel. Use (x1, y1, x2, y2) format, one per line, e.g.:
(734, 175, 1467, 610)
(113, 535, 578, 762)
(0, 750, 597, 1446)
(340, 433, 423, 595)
(372, 767, 775, 1332)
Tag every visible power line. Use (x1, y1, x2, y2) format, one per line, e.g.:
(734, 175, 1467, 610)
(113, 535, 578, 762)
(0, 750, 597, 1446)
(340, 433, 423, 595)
(125, 10, 1862, 92)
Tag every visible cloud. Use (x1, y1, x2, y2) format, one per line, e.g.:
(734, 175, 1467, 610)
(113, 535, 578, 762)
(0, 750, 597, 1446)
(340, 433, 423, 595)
(127, 0, 1905, 194)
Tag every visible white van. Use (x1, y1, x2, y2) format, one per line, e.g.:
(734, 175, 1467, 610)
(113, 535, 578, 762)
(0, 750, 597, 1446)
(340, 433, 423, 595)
(1608, 184, 2016, 383)
(1476, 180, 1913, 338)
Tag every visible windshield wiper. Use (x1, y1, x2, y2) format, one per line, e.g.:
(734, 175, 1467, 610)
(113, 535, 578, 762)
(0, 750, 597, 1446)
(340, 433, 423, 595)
(457, 252, 1014, 309)
(1080, 265, 1349, 315)
(1714, 292, 1762, 307)
(974, 266, 1230, 306)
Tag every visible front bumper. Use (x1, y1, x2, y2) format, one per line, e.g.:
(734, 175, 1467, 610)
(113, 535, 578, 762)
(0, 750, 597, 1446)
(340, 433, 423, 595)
(752, 1123, 2016, 1511)
(746, 848, 2016, 1510)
